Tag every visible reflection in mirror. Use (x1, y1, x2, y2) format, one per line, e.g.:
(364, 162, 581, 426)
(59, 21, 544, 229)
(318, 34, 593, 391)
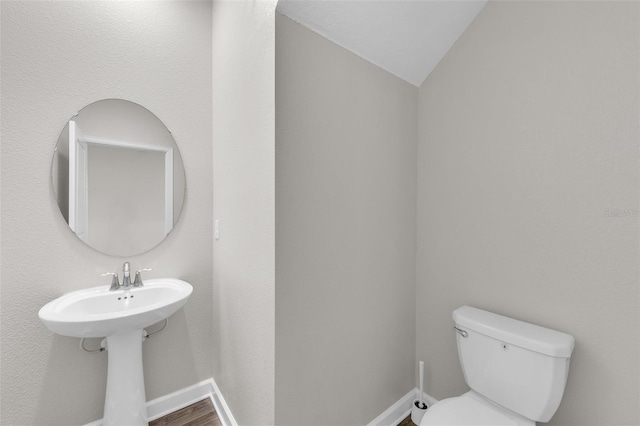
(52, 99, 186, 256)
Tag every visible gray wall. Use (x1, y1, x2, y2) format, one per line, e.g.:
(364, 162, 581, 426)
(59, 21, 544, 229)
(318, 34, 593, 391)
(212, 1, 276, 424)
(87, 146, 165, 254)
(417, 2, 639, 425)
(0, 2, 214, 425)
(275, 13, 417, 425)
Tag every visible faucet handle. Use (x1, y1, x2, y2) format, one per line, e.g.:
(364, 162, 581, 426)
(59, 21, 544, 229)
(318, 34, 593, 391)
(100, 272, 120, 291)
(132, 268, 152, 287)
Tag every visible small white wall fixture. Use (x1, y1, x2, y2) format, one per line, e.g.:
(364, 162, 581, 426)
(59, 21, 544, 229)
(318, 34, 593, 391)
(68, 120, 174, 239)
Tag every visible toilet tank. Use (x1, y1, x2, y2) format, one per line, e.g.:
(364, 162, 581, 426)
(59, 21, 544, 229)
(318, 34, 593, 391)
(453, 306, 574, 423)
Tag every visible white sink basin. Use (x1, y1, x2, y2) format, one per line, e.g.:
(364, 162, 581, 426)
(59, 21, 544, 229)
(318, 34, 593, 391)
(39, 277, 193, 426)
(38, 278, 192, 338)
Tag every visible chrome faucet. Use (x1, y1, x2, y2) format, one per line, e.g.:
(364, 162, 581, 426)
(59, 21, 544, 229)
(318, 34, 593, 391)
(102, 263, 152, 290)
(122, 262, 132, 287)
(133, 268, 152, 287)
(101, 272, 120, 291)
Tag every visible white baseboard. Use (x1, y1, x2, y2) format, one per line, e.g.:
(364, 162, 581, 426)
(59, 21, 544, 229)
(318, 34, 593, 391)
(84, 377, 237, 426)
(208, 376, 238, 426)
(85, 380, 432, 426)
(366, 388, 438, 426)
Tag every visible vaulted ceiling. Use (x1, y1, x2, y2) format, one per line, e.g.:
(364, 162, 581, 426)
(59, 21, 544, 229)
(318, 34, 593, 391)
(276, 0, 487, 87)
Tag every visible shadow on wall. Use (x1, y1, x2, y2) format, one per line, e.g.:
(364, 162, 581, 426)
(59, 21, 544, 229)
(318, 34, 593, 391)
(142, 309, 204, 401)
(36, 335, 108, 425)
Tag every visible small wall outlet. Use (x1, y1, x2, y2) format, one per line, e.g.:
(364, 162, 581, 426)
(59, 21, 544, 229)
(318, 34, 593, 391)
(214, 219, 220, 240)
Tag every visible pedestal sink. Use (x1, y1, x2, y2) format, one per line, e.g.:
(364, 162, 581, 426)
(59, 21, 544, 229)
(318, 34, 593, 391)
(39, 278, 193, 426)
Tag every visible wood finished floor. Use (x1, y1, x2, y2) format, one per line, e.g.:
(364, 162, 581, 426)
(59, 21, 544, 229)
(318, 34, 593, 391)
(150, 399, 414, 426)
(398, 415, 416, 426)
(150, 398, 221, 426)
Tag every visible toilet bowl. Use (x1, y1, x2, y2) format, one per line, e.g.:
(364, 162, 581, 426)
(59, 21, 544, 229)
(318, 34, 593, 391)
(419, 306, 574, 426)
(419, 391, 533, 426)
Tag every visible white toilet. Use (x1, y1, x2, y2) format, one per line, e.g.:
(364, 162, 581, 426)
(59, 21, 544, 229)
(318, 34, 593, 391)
(420, 306, 575, 426)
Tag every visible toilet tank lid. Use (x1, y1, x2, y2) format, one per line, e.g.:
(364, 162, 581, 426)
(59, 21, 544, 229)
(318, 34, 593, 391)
(453, 306, 575, 358)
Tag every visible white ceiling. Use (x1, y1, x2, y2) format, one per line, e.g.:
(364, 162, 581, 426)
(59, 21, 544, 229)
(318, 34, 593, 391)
(276, 0, 487, 87)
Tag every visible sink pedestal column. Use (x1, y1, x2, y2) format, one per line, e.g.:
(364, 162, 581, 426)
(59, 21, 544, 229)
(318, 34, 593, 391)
(103, 329, 148, 426)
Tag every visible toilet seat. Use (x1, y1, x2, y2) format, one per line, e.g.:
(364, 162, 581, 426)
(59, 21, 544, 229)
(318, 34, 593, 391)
(419, 391, 535, 426)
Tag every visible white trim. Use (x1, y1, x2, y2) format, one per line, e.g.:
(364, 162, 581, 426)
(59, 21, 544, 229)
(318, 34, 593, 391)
(163, 148, 174, 235)
(81, 135, 171, 153)
(70, 125, 176, 238)
(84, 377, 237, 426)
(146, 378, 214, 422)
(366, 388, 438, 426)
(366, 389, 415, 426)
(209, 376, 239, 426)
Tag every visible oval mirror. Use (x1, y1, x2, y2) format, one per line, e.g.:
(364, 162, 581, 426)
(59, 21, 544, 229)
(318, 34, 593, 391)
(51, 99, 186, 257)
